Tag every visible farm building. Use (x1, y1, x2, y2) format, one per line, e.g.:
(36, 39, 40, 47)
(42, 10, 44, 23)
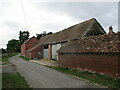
(26, 18, 106, 59)
(42, 18, 106, 60)
(21, 36, 38, 57)
(57, 32, 120, 77)
(26, 35, 50, 59)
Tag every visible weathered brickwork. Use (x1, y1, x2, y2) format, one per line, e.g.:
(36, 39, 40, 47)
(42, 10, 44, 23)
(26, 35, 50, 59)
(58, 54, 119, 77)
(21, 36, 38, 57)
(58, 33, 120, 77)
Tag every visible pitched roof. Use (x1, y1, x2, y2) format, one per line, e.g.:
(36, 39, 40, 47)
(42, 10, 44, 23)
(27, 18, 106, 52)
(23, 36, 36, 44)
(43, 18, 106, 44)
(58, 32, 120, 53)
(26, 35, 50, 52)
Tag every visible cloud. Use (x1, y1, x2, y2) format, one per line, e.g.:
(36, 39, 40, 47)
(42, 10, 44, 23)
(35, 2, 118, 32)
(0, 1, 118, 49)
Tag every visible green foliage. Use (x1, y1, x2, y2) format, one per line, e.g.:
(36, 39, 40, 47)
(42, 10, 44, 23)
(0, 48, 6, 54)
(19, 56, 30, 61)
(7, 39, 20, 53)
(36, 31, 52, 40)
(47, 32, 52, 35)
(19, 31, 29, 45)
(47, 66, 120, 88)
(36, 34, 42, 40)
(2, 73, 30, 88)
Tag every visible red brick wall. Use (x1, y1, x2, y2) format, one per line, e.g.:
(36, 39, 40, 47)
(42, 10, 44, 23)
(25, 38, 38, 51)
(21, 44, 26, 56)
(27, 46, 43, 59)
(21, 37, 38, 57)
(58, 54, 119, 77)
(48, 44, 52, 59)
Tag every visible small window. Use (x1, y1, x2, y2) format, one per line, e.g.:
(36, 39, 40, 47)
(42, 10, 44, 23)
(44, 45, 48, 49)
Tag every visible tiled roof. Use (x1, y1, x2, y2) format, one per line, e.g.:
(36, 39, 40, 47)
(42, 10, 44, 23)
(27, 18, 106, 52)
(26, 35, 50, 52)
(58, 32, 120, 53)
(43, 18, 106, 44)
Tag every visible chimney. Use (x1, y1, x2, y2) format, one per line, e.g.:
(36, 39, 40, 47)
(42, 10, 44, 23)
(108, 26, 114, 34)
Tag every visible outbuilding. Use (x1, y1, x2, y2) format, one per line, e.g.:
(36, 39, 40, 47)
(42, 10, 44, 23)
(57, 32, 120, 77)
(21, 36, 38, 57)
(43, 18, 106, 60)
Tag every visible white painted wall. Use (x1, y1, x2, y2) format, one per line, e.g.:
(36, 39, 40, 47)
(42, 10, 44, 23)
(52, 44, 61, 60)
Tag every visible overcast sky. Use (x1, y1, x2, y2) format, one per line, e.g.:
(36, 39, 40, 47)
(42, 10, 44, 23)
(0, 0, 119, 49)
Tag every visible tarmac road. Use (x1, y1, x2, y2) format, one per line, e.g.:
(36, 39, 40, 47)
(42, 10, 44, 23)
(9, 55, 102, 88)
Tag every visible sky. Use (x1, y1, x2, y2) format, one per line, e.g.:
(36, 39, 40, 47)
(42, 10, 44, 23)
(0, 0, 119, 49)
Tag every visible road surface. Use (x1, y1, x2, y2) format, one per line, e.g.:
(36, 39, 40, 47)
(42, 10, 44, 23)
(9, 55, 102, 88)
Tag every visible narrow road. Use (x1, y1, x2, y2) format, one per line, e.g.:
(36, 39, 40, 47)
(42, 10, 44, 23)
(9, 55, 102, 88)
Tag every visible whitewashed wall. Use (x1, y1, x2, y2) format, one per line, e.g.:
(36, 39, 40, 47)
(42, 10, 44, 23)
(52, 44, 61, 60)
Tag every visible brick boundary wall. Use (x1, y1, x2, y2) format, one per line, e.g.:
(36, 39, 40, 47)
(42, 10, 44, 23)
(58, 53, 120, 77)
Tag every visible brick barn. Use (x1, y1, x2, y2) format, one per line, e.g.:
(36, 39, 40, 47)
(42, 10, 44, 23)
(57, 32, 120, 77)
(26, 18, 106, 60)
(26, 35, 50, 59)
(42, 18, 106, 60)
(21, 36, 38, 57)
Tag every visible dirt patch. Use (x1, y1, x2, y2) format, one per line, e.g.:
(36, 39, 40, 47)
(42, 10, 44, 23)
(2, 64, 17, 74)
(30, 58, 59, 67)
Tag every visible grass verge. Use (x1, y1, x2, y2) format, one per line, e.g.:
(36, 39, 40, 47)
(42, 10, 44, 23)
(19, 56, 30, 61)
(2, 73, 30, 88)
(46, 66, 120, 88)
(2, 53, 31, 89)
(2, 53, 19, 64)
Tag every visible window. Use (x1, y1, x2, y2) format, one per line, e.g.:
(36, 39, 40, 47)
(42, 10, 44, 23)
(44, 45, 48, 49)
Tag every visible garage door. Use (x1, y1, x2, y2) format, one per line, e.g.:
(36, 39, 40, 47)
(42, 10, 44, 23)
(43, 49, 48, 58)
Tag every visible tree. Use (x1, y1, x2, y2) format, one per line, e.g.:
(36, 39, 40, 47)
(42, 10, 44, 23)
(47, 32, 52, 35)
(36, 31, 53, 40)
(36, 34, 42, 40)
(1, 48, 6, 54)
(42, 31, 47, 36)
(7, 39, 20, 52)
(19, 31, 29, 45)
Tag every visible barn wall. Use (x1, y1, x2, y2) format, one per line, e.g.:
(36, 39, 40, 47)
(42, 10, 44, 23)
(52, 44, 61, 60)
(48, 44, 52, 59)
(26, 46, 43, 59)
(21, 44, 26, 56)
(58, 54, 119, 77)
(25, 38, 38, 50)
(21, 37, 38, 57)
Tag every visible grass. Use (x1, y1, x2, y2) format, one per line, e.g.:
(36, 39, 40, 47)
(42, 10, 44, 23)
(1, 53, 31, 89)
(2, 73, 31, 88)
(19, 56, 30, 61)
(2, 53, 19, 64)
(46, 66, 120, 88)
